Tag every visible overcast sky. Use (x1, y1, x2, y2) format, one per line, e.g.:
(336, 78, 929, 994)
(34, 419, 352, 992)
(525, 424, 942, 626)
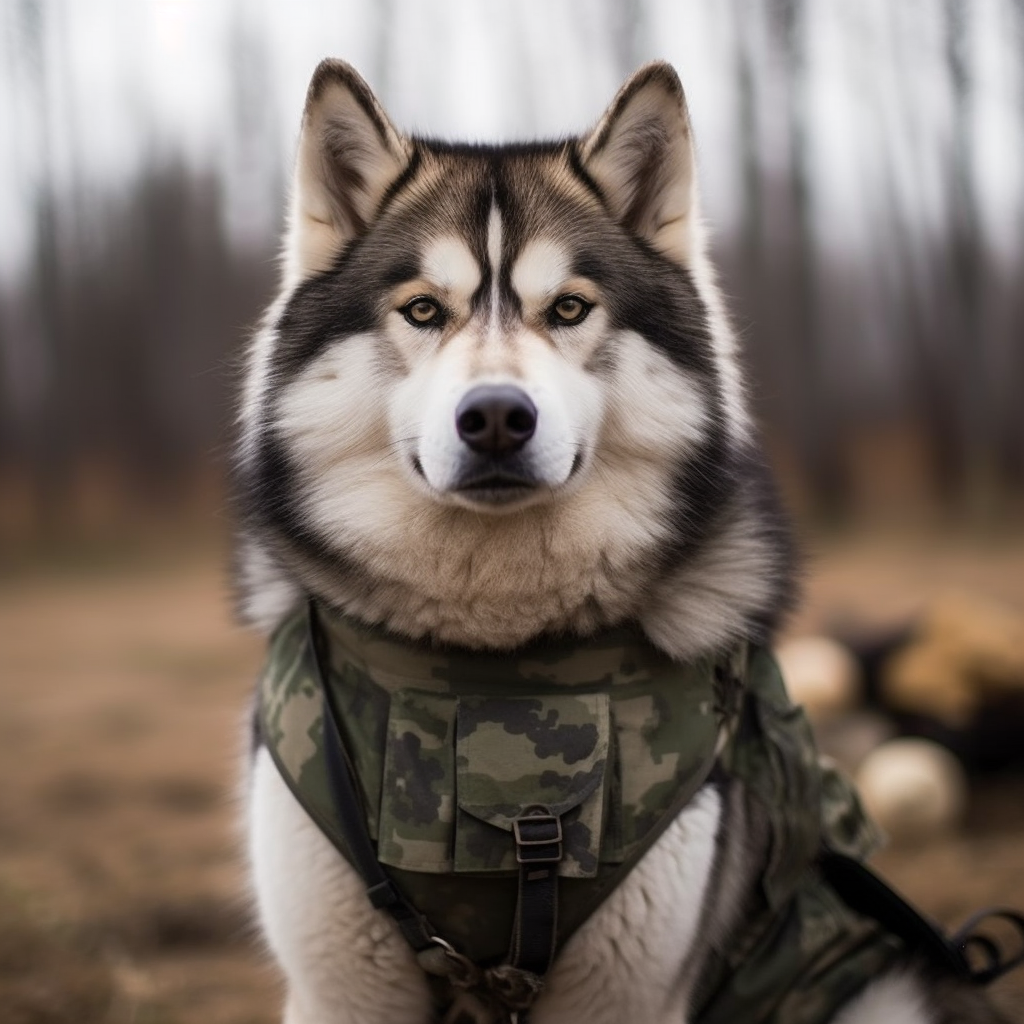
(1, 0, 1022, 283)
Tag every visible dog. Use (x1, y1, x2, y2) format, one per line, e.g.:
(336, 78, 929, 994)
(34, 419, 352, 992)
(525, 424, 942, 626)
(234, 59, 1012, 1024)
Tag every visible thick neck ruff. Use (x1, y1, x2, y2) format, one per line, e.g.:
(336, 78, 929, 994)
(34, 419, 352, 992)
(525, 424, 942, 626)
(255, 602, 1014, 1023)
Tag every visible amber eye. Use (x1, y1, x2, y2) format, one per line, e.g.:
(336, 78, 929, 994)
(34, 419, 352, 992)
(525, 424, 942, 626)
(402, 297, 442, 328)
(550, 295, 591, 325)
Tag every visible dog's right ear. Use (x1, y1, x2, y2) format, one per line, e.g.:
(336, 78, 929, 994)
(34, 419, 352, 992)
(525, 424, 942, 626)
(285, 60, 410, 284)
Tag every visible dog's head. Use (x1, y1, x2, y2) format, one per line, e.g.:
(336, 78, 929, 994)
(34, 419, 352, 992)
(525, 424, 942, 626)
(236, 61, 790, 653)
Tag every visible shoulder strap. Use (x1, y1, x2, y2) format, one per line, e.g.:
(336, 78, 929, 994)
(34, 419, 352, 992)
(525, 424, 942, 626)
(308, 600, 438, 954)
(951, 908, 1024, 984)
(821, 851, 1024, 984)
(307, 599, 564, 1019)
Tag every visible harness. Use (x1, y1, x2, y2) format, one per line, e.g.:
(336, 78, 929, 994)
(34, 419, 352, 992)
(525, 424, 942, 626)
(257, 601, 1024, 1023)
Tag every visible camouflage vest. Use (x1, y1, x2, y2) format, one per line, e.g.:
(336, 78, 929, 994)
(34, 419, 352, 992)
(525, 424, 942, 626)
(257, 606, 910, 1024)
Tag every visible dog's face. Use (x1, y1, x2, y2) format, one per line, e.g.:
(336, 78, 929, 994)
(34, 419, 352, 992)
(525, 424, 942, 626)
(236, 61, 776, 650)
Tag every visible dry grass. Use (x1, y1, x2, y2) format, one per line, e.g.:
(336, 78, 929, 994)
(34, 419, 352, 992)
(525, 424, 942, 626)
(0, 554, 276, 1024)
(1, 530, 1022, 1022)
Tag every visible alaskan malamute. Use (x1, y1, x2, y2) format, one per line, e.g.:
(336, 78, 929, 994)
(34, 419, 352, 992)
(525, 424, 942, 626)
(235, 60, 1012, 1024)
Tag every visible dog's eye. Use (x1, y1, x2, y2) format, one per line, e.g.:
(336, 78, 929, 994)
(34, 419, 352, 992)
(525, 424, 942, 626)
(550, 295, 591, 326)
(402, 297, 443, 328)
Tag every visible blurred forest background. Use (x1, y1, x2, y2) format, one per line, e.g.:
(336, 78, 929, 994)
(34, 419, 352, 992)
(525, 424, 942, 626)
(2, 2, 1024, 1023)
(2, 0, 1023, 544)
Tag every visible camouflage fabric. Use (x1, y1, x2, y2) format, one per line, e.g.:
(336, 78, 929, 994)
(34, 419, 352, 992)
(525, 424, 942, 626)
(691, 649, 906, 1024)
(260, 609, 729, 872)
(693, 870, 904, 1024)
(375, 690, 610, 876)
(259, 606, 732, 959)
(257, 606, 906, 1021)
(454, 694, 609, 875)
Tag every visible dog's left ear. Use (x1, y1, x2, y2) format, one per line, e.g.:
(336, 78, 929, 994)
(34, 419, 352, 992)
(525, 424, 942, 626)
(580, 62, 698, 265)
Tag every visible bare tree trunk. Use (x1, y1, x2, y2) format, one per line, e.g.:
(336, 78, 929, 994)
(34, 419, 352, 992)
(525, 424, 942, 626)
(734, 0, 762, 284)
(944, 0, 996, 513)
(19, 0, 69, 527)
(1002, 0, 1024, 490)
(773, 0, 847, 517)
(881, 2, 963, 502)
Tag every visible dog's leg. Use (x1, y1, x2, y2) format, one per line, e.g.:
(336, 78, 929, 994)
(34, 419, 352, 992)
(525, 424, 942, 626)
(249, 748, 433, 1024)
(529, 785, 724, 1024)
(829, 972, 933, 1024)
(829, 970, 1015, 1024)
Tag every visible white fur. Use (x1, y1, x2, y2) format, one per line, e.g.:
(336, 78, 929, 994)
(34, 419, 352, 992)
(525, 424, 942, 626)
(238, 291, 294, 469)
(511, 238, 572, 306)
(686, 218, 753, 444)
(484, 202, 504, 350)
(250, 749, 430, 1024)
(421, 236, 481, 297)
(530, 786, 722, 1024)
(250, 747, 723, 1024)
(258, 205, 729, 650)
(405, 329, 602, 499)
(829, 972, 932, 1024)
(236, 533, 302, 631)
(486, 203, 502, 271)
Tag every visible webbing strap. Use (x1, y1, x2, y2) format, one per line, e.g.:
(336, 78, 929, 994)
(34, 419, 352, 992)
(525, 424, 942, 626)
(509, 812, 563, 976)
(821, 851, 1024, 985)
(952, 908, 1024, 984)
(821, 852, 967, 975)
(308, 600, 437, 953)
(309, 599, 561, 1002)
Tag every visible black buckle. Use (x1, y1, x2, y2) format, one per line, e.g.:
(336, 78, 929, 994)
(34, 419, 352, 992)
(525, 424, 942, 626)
(512, 812, 563, 865)
(953, 909, 1024, 984)
(366, 879, 401, 909)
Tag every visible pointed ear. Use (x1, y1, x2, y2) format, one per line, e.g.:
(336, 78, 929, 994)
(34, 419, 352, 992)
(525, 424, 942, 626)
(579, 62, 698, 265)
(286, 60, 411, 282)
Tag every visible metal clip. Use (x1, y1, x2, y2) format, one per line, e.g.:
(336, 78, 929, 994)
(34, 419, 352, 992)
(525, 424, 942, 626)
(419, 935, 480, 988)
(512, 810, 562, 865)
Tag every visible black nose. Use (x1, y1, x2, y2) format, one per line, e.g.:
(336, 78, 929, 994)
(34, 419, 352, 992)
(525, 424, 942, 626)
(455, 385, 537, 455)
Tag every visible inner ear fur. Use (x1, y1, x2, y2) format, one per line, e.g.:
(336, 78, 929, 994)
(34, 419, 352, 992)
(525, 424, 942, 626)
(579, 62, 698, 266)
(286, 59, 411, 283)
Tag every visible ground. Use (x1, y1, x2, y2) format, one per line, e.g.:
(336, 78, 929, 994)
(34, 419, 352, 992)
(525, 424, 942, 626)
(1, 529, 1023, 1023)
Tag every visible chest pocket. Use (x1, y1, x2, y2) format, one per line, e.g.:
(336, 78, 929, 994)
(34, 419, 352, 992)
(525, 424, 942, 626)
(377, 690, 610, 879)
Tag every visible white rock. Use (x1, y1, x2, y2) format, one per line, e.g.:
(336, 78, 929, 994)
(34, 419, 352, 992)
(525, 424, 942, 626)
(855, 738, 967, 844)
(775, 636, 862, 720)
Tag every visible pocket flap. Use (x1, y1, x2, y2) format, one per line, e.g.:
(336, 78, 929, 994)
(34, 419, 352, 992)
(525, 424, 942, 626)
(454, 694, 610, 877)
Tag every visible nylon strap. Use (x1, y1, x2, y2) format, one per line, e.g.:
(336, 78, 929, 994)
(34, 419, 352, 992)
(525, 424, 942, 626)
(308, 599, 560, 1000)
(308, 600, 437, 954)
(821, 851, 1024, 985)
(951, 908, 1024, 983)
(304, 597, 726, 1002)
(821, 852, 967, 975)
(509, 811, 563, 976)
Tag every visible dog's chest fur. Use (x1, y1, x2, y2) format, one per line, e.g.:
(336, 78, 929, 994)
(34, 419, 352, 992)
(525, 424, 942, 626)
(299, 481, 669, 647)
